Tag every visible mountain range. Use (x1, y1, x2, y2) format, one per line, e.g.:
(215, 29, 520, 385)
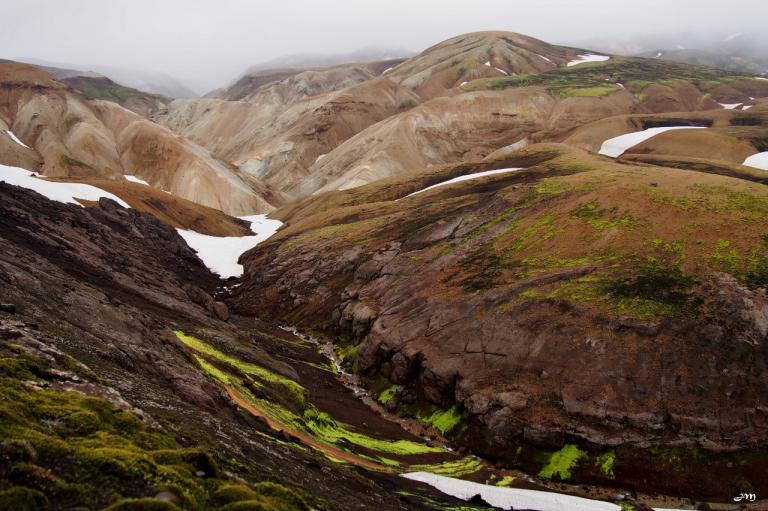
(2, 29, 768, 511)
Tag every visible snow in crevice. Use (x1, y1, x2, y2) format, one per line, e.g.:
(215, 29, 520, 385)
(381, 67, 393, 75)
(402, 472, 620, 511)
(537, 54, 553, 64)
(5, 130, 30, 148)
(314, 154, 326, 163)
(598, 127, 707, 158)
(743, 105, 753, 110)
(399, 168, 521, 200)
(0, 164, 130, 207)
(403, 472, 691, 511)
(567, 54, 610, 67)
(124, 175, 150, 186)
(743, 152, 768, 171)
(719, 103, 742, 110)
(494, 67, 508, 75)
(459, 81, 469, 87)
(484, 60, 492, 67)
(176, 214, 282, 279)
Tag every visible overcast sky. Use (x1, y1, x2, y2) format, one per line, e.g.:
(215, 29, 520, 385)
(2, 0, 766, 94)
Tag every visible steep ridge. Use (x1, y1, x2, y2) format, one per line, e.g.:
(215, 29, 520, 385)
(0, 181, 485, 510)
(0, 62, 278, 216)
(384, 31, 585, 100)
(232, 144, 768, 499)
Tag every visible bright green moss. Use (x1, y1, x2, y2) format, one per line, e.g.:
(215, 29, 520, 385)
(410, 457, 485, 478)
(418, 406, 462, 435)
(496, 475, 516, 487)
(377, 385, 398, 405)
(191, 350, 440, 458)
(596, 451, 616, 478)
(175, 331, 307, 407)
(538, 444, 586, 480)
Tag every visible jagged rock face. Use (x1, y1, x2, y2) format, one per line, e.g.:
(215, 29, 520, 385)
(385, 31, 582, 99)
(233, 146, 768, 495)
(0, 62, 277, 215)
(0, 181, 227, 410)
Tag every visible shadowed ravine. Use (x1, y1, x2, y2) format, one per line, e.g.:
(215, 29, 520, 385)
(190, 322, 703, 511)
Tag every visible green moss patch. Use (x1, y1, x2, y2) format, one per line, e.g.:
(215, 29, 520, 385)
(538, 444, 586, 481)
(418, 406, 462, 435)
(0, 341, 310, 510)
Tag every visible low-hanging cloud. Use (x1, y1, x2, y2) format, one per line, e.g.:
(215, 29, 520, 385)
(1, 0, 765, 94)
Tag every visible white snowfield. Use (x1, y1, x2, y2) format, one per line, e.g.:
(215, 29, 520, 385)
(567, 54, 610, 67)
(598, 127, 707, 158)
(0, 164, 130, 207)
(403, 472, 690, 511)
(743, 152, 768, 171)
(176, 214, 282, 279)
(400, 167, 521, 200)
(6, 130, 30, 148)
(719, 103, 742, 110)
(402, 472, 620, 511)
(124, 175, 150, 186)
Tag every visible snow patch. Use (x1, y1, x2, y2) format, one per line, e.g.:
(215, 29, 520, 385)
(537, 54, 553, 64)
(743, 105, 753, 110)
(719, 103, 742, 110)
(616, 83, 625, 89)
(0, 164, 130, 207)
(494, 67, 508, 76)
(124, 175, 150, 186)
(402, 472, 620, 511)
(724, 32, 743, 42)
(743, 152, 768, 171)
(5, 130, 29, 148)
(314, 154, 326, 163)
(381, 67, 393, 75)
(176, 214, 282, 278)
(460, 81, 469, 87)
(567, 54, 610, 67)
(400, 168, 521, 200)
(598, 127, 707, 158)
(755, 77, 768, 81)
(655, 52, 663, 58)
(484, 60, 491, 67)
